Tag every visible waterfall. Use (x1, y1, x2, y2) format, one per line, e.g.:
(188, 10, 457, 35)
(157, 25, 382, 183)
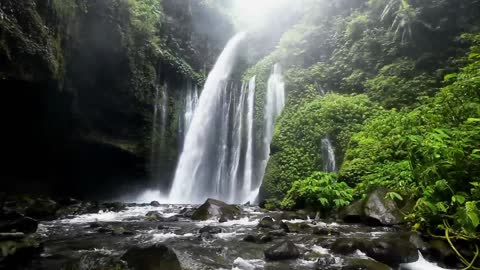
(179, 82, 199, 143)
(242, 76, 256, 200)
(321, 138, 337, 172)
(168, 33, 246, 204)
(256, 63, 286, 201)
(228, 82, 247, 202)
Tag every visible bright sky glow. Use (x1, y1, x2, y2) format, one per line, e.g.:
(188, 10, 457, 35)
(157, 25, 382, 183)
(232, 0, 295, 30)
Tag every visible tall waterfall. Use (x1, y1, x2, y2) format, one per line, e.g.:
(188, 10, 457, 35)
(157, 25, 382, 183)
(242, 76, 256, 200)
(256, 63, 286, 201)
(169, 33, 246, 204)
(178, 82, 199, 143)
(321, 138, 337, 172)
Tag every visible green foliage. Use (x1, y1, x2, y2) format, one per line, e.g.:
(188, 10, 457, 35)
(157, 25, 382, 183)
(281, 172, 354, 212)
(365, 58, 436, 109)
(342, 35, 480, 241)
(262, 93, 380, 199)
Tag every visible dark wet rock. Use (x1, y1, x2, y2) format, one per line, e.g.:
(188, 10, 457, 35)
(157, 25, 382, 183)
(407, 232, 428, 251)
(179, 207, 196, 218)
(281, 222, 312, 233)
(331, 238, 369, 255)
(342, 259, 391, 270)
(243, 233, 272, 244)
(102, 202, 127, 212)
(150, 201, 161, 207)
(264, 240, 300, 260)
(426, 239, 458, 267)
(24, 198, 58, 220)
(89, 222, 102, 228)
(146, 211, 162, 221)
(364, 188, 404, 226)
(191, 198, 240, 221)
(199, 226, 222, 234)
(316, 255, 337, 268)
(97, 225, 114, 234)
(0, 232, 25, 241)
(0, 214, 38, 234)
(0, 233, 42, 266)
(243, 234, 258, 243)
(331, 234, 418, 267)
(269, 229, 287, 237)
(258, 217, 275, 228)
(296, 209, 316, 219)
(64, 252, 128, 270)
(280, 211, 304, 220)
(339, 199, 365, 223)
(161, 215, 180, 222)
(112, 226, 134, 236)
(312, 226, 340, 236)
(121, 244, 182, 270)
(259, 234, 273, 243)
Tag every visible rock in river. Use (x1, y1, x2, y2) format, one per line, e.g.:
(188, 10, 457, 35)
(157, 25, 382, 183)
(121, 244, 182, 270)
(264, 240, 300, 260)
(191, 198, 240, 221)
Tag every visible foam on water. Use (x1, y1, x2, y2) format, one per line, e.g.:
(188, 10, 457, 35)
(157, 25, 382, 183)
(195, 217, 260, 227)
(312, 245, 329, 255)
(59, 206, 165, 224)
(400, 251, 452, 270)
(232, 257, 265, 270)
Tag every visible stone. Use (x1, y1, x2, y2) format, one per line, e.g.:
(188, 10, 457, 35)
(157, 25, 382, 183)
(145, 211, 162, 221)
(264, 240, 300, 260)
(0, 233, 42, 266)
(312, 226, 340, 236)
(179, 207, 196, 218)
(199, 226, 222, 234)
(64, 253, 128, 270)
(243, 235, 257, 243)
(258, 217, 275, 228)
(316, 255, 337, 268)
(269, 229, 287, 237)
(24, 198, 58, 220)
(331, 234, 419, 267)
(101, 202, 127, 212)
(191, 198, 240, 221)
(363, 188, 404, 226)
(150, 201, 161, 207)
(0, 215, 38, 234)
(0, 232, 25, 241)
(339, 199, 365, 223)
(342, 259, 391, 270)
(121, 244, 182, 270)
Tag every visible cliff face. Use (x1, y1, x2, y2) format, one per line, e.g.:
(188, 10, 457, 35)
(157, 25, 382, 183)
(0, 0, 233, 198)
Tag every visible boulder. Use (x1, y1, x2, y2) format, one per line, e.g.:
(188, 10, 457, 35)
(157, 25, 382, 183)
(364, 188, 404, 225)
(101, 202, 127, 212)
(316, 255, 338, 269)
(191, 199, 240, 221)
(146, 211, 162, 221)
(312, 226, 340, 236)
(179, 207, 196, 218)
(342, 259, 391, 270)
(339, 199, 365, 223)
(0, 214, 38, 234)
(199, 226, 222, 235)
(243, 233, 273, 244)
(264, 240, 300, 260)
(0, 233, 42, 266)
(24, 199, 58, 220)
(331, 234, 418, 267)
(64, 253, 128, 270)
(257, 217, 275, 228)
(150, 201, 161, 207)
(121, 244, 182, 270)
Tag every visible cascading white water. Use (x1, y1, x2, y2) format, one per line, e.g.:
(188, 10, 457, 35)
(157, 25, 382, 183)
(321, 138, 337, 172)
(255, 63, 286, 201)
(242, 76, 256, 200)
(168, 33, 246, 204)
(179, 82, 199, 143)
(228, 82, 247, 202)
